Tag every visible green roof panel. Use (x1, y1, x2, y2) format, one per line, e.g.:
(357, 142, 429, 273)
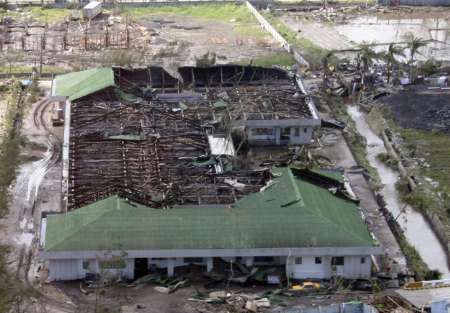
(53, 68, 115, 101)
(44, 168, 375, 252)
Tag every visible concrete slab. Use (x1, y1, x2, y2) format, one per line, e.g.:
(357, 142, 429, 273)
(395, 287, 450, 309)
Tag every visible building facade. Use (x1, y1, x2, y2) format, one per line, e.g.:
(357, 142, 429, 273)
(40, 168, 381, 281)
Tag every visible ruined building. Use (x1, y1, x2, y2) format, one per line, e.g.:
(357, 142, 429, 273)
(39, 65, 381, 281)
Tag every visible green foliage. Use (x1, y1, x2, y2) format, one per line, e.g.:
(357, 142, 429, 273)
(382, 43, 405, 83)
(376, 152, 398, 171)
(405, 35, 427, 64)
(395, 222, 441, 280)
(122, 4, 254, 23)
(263, 13, 330, 69)
(122, 4, 267, 39)
(420, 58, 442, 76)
(0, 7, 71, 23)
(239, 52, 296, 67)
(329, 97, 380, 184)
(195, 51, 216, 67)
(0, 80, 29, 311)
(100, 50, 145, 68)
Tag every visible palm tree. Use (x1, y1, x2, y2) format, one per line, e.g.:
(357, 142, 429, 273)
(406, 35, 427, 65)
(384, 43, 405, 83)
(356, 43, 380, 88)
(406, 35, 427, 82)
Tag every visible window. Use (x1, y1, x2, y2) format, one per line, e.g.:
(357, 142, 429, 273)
(304, 127, 308, 133)
(184, 257, 204, 264)
(315, 257, 322, 264)
(82, 260, 90, 270)
(280, 128, 290, 140)
(251, 128, 274, 136)
(254, 256, 275, 263)
(295, 257, 302, 264)
(294, 128, 300, 137)
(361, 257, 366, 264)
(331, 257, 345, 266)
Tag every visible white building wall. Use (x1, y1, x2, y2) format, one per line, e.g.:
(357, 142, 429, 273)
(49, 259, 84, 281)
(287, 255, 372, 279)
(342, 256, 371, 279)
(287, 256, 332, 279)
(47, 254, 373, 281)
(289, 126, 313, 145)
(49, 258, 135, 281)
(247, 126, 313, 146)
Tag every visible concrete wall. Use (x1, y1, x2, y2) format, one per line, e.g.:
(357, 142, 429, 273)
(247, 126, 313, 146)
(287, 255, 372, 279)
(48, 254, 372, 281)
(49, 258, 135, 281)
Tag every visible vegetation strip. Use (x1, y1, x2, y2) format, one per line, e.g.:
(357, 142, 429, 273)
(0, 79, 34, 310)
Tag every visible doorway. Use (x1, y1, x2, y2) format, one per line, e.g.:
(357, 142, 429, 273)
(134, 258, 149, 279)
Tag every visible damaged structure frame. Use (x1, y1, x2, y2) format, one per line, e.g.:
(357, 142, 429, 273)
(40, 65, 381, 282)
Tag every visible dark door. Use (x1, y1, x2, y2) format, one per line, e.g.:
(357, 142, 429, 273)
(134, 258, 149, 279)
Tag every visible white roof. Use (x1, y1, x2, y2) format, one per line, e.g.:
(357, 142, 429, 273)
(84, 1, 101, 9)
(207, 135, 235, 156)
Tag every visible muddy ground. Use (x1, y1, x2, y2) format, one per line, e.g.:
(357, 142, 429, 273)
(2, 10, 285, 72)
(381, 86, 450, 134)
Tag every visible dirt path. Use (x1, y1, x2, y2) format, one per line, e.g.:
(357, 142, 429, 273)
(0, 80, 69, 312)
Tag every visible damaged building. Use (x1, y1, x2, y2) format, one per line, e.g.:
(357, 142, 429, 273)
(39, 65, 381, 281)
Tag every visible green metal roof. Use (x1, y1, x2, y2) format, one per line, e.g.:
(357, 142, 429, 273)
(44, 168, 375, 252)
(53, 68, 115, 101)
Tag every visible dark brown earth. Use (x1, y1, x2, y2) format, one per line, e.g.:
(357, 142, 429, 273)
(382, 86, 450, 134)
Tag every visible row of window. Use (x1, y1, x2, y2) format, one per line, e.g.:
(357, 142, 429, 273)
(294, 256, 366, 265)
(82, 256, 367, 270)
(251, 127, 309, 137)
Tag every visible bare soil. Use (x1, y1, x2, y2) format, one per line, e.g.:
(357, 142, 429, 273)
(382, 86, 450, 134)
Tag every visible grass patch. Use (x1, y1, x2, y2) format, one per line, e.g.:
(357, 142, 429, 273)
(262, 13, 331, 69)
(121, 4, 251, 22)
(397, 128, 450, 231)
(0, 65, 66, 74)
(397, 232, 440, 280)
(237, 52, 296, 67)
(120, 4, 267, 39)
(367, 105, 450, 242)
(0, 7, 71, 23)
(328, 96, 380, 184)
(376, 152, 398, 171)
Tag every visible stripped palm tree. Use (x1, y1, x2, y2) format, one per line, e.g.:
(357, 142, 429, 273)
(384, 43, 405, 83)
(356, 43, 381, 88)
(406, 35, 428, 82)
(406, 35, 427, 65)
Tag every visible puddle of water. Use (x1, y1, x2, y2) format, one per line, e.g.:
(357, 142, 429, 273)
(347, 105, 450, 278)
(335, 15, 450, 61)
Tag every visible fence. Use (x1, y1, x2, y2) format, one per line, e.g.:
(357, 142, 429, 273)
(245, 1, 309, 67)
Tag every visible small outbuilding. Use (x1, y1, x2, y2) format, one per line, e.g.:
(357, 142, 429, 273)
(83, 1, 102, 20)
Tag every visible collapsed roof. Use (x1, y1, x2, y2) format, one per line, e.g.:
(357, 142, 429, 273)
(55, 66, 320, 210)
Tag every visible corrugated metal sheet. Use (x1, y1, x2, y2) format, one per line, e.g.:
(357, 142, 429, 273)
(44, 168, 376, 252)
(53, 68, 115, 101)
